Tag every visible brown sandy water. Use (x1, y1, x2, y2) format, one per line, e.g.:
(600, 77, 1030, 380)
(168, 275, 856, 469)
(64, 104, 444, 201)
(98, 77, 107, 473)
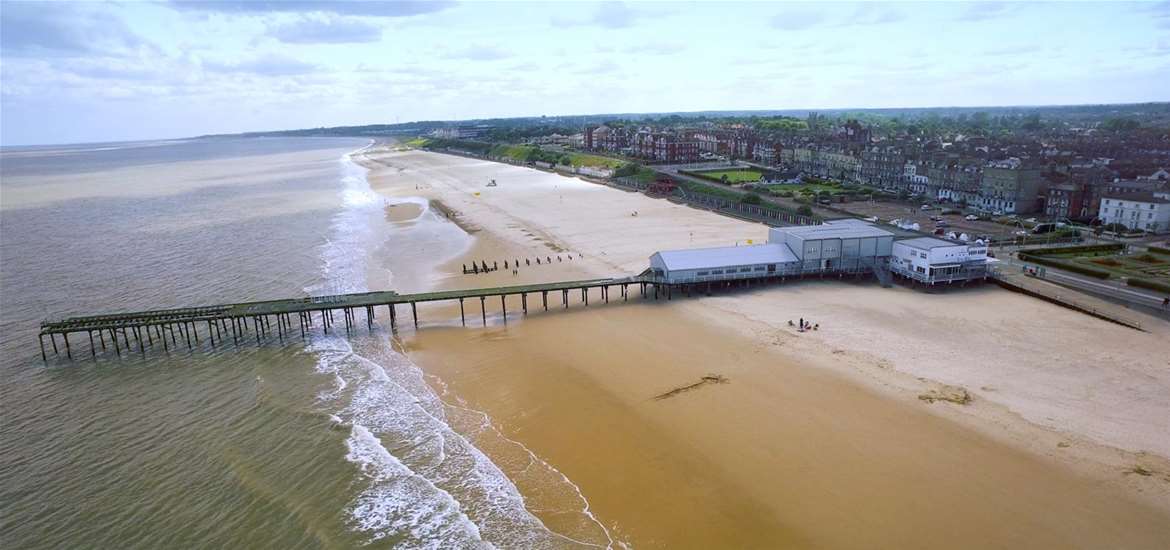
(357, 148, 1170, 548)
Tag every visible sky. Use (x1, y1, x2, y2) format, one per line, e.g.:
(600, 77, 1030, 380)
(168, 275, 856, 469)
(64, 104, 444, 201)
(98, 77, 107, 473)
(1, 0, 1168, 146)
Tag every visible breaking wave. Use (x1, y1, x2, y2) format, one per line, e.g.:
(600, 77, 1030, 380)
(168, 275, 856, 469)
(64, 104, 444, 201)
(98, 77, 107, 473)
(304, 146, 616, 548)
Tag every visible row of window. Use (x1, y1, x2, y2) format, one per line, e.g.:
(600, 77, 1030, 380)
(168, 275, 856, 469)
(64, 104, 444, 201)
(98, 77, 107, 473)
(694, 266, 772, 276)
(1104, 199, 1158, 209)
(1103, 208, 1157, 219)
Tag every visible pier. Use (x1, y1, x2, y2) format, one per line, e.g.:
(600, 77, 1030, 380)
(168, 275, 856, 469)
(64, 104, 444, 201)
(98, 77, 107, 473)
(37, 275, 691, 361)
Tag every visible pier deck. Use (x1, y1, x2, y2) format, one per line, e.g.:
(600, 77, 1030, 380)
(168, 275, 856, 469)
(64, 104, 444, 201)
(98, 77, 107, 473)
(37, 275, 669, 361)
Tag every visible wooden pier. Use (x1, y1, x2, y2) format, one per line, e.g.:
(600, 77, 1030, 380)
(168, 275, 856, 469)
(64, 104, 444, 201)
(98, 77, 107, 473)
(37, 275, 682, 361)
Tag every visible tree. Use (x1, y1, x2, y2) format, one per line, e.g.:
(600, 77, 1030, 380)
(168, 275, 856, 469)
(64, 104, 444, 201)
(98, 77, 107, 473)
(797, 205, 813, 217)
(741, 193, 763, 205)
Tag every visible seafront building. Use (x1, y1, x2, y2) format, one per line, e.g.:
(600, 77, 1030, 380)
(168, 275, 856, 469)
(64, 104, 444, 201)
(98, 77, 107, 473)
(889, 237, 990, 284)
(1097, 191, 1170, 233)
(648, 219, 995, 289)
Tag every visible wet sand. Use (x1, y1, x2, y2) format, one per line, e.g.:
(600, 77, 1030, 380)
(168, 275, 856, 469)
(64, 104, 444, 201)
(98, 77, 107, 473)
(357, 147, 1170, 547)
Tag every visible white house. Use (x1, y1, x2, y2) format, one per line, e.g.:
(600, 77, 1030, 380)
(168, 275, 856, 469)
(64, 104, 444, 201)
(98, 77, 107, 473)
(1098, 192, 1170, 234)
(890, 237, 989, 284)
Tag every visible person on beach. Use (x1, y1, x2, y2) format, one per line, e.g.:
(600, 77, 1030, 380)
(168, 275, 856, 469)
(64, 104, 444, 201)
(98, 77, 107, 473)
(798, 317, 804, 332)
(1163, 297, 1169, 309)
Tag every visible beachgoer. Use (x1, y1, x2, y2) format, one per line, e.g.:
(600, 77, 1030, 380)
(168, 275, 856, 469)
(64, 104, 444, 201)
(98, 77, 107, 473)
(814, 324, 819, 331)
(1163, 297, 1169, 309)
(787, 320, 794, 327)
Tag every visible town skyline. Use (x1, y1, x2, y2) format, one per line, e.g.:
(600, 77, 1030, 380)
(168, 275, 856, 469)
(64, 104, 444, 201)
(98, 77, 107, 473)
(3, 1, 1169, 146)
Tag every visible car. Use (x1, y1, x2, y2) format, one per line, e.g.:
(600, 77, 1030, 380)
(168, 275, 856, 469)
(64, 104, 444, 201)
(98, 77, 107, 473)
(965, 214, 979, 221)
(935, 221, 950, 228)
(920, 204, 932, 210)
(929, 215, 942, 221)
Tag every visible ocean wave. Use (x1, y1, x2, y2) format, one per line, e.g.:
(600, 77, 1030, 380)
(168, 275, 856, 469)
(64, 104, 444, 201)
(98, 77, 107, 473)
(304, 147, 616, 548)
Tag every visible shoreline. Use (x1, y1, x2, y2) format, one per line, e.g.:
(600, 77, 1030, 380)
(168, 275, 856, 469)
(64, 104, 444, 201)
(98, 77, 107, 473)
(355, 146, 1170, 546)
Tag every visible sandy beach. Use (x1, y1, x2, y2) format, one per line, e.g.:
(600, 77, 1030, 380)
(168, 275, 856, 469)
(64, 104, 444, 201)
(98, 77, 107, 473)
(356, 146, 1170, 548)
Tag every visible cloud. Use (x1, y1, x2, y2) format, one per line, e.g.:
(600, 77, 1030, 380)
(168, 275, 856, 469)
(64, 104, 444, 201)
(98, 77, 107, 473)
(847, 3, 904, 26)
(442, 45, 512, 61)
(267, 16, 383, 44)
(0, 3, 143, 57)
(956, 2, 1012, 22)
(983, 44, 1042, 57)
(204, 55, 319, 76)
(621, 41, 685, 55)
(552, 2, 651, 28)
(770, 10, 826, 30)
(169, 0, 455, 17)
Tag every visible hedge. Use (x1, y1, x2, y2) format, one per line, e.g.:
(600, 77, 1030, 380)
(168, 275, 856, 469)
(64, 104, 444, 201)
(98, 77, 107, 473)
(1017, 253, 1111, 279)
(1127, 277, 1170, 295)
(1148, 245, 1170, 256)
(1025, 243, 1124, 257)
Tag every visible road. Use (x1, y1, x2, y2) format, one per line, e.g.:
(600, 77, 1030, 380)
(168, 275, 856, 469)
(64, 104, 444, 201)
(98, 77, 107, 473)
(1000, 254, 1170, 313)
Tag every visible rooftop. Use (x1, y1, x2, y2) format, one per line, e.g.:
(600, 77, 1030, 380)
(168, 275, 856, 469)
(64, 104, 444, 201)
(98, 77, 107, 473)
(896, 237, 967, 250)
(1102, 192, 1170, 204)
(652, 244, 798, 271)
(774, 220, 894, 240)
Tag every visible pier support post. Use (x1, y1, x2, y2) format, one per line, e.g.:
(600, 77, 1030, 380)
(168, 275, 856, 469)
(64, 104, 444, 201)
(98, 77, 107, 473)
(89, 331, 96, 359)
(522, 293, 527, 315)
(184, 323, 192, 349)
(299, 313, 306, 339)
(501, 295, 507, 324)
(562, 289, 568, 308)
(135, 327, 145, 355)
(64, 333, 72, 360)
(367, 306, 374, 331)
(39, 334, 46, 362)
(50, 333, 59, 355)
(389, 304, 397, 331)
(542, 291, 548, 311)
(161, 327, 169, 352)
(192, 322, 199, 344)
(411, 302, 418, 329)
(459, 299, 465, 326)
(480, 296, 487, 326)
(111, 330, 120, 357)
(99, 330, 106, 351)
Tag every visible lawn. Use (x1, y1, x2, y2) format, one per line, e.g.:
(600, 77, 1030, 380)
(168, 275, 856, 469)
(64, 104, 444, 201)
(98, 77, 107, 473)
(763, 183, 852, 196)
(686, 169, 764, 184)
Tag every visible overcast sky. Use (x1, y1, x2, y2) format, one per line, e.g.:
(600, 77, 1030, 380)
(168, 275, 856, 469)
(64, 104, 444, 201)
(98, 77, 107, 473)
(1, 0, 1168, 146)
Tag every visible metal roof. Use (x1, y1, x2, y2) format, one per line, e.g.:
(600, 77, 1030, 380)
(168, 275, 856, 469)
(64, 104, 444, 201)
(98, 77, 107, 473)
(652, 244, 798, 271)
(894, 237, 965, 250)
(773, 222, 894, 240)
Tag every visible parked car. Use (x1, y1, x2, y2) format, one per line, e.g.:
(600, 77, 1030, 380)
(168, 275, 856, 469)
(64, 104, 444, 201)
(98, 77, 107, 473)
(964, 214, 979, 221)
(935, 221, 950, 228)
(920, 204, 932, 210)
(929, 215, 942, 221)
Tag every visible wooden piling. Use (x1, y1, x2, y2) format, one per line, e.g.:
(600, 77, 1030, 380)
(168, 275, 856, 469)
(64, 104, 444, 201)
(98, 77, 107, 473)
(480, 296, 486, 326)
(89, 331, 96, 359)
(64, 333, 72, 360)
(459, 298, 465, 326)
(411, 302, 418, 328)
(501, 295, 507, 324)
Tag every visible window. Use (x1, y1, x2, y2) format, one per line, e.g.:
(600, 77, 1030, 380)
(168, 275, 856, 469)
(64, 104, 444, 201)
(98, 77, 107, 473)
(696, 271, 710, 276)
(754, 266, 766, 271)
(711, 270, 723, 275)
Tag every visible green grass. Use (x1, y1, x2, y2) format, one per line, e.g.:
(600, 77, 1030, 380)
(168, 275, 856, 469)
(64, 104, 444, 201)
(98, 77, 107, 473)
(763, 183, 849, 196)
(687, 169, 764, 184)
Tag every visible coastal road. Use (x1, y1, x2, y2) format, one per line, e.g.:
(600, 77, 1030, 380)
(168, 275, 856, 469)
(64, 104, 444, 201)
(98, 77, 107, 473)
(1001, 255, 1170, 314)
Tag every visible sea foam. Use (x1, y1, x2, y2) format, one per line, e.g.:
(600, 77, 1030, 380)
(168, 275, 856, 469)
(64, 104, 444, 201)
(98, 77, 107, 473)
(306, 147, 616, 548)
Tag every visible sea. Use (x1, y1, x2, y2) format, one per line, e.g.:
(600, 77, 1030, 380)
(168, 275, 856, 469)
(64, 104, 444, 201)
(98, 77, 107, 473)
(0, 138, 614, 549)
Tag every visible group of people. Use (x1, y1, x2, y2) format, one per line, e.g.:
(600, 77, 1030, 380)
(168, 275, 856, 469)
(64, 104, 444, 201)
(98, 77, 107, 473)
(788, 318, 818, 332)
